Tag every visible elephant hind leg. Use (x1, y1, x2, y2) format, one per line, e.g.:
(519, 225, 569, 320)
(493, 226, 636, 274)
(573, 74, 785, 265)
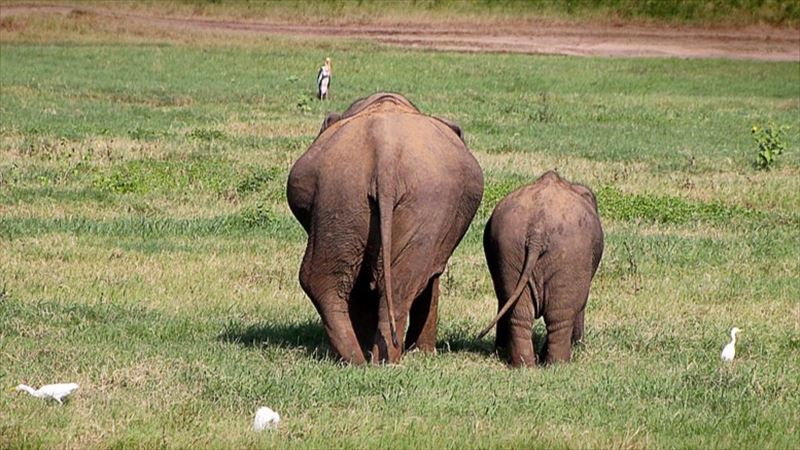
(372, 311, 408, 364)
(404, 276, 440, 352)
(572, 306, 585, 344)
(544, 294, 588, 364)
(348, 278, 378, 355)
(321, 301, 367, 364)
(488, 261, 536, 367)
(508, 299, 537, 367)
(371, 253, 439, 363)
(543, 278, 590, 364)
(300, 267, 366, 365)
(543, 316, 575, 364)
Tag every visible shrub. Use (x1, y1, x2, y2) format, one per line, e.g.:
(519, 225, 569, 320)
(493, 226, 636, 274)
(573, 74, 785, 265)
(752, 123, 788, 170)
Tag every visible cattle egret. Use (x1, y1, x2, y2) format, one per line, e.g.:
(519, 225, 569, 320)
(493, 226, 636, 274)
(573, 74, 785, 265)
(15, 383, 78, 404)
(720, 327, 742, 362)
(253, 406, 280, 431)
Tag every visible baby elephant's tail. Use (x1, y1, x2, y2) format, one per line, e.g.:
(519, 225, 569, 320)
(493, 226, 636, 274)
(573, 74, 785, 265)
(477, 234, 543, 340)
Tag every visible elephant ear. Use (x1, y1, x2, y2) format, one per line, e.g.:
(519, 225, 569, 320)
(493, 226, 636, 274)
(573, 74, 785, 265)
(435, 117, 465, 143)
(573, 184, 599, 212)
(319, 112, 342, 135)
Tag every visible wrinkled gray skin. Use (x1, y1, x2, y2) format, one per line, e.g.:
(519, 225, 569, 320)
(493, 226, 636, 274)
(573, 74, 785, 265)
(478, 171, 603, 367)
(287, 92, 483, 364)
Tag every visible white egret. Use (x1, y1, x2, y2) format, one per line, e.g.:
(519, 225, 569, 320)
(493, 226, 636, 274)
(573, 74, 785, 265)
(720, 327, 742, 362)
(253, 406, 280, 431)
(15, 383, 78, 404)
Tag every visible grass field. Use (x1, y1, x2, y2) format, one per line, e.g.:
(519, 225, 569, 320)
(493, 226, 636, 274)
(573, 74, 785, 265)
(1, 9, 799, 450)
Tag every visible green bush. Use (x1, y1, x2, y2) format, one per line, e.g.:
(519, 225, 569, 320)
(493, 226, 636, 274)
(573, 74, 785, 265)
(752, 123, 788, 170)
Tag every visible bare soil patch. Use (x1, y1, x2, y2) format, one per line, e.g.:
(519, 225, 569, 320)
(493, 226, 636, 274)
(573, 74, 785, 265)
(2, 3, 799, 61)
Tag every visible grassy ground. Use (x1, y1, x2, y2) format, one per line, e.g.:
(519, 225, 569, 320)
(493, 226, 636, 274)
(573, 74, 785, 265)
(1, 11, 799, 450)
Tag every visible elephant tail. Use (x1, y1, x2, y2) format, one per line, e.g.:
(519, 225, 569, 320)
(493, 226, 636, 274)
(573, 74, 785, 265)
(476, 232, 544, 340)
(377, 176, 399, 349)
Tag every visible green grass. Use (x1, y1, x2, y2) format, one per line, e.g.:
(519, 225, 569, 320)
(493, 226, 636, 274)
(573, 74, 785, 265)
(1, 11, 799, 449)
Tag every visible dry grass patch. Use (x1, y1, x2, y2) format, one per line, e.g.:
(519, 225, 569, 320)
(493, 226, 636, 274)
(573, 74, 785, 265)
(476, 150, 649, 187)
(677, 167, 800, 212)
(1, 8, 203, 46)
(0, 7, 322, 50)
(223, 116, 314, 140)
(0, 198, 116, 221)
(0, 135, 178, 165)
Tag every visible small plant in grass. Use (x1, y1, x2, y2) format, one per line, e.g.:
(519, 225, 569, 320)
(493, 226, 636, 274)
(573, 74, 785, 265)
(241, 201, 277, 229)
(532, 92, 558, 123)
(187, 128, 225, 142)
(622, 241, 641, 294)
(236, 167, 280, 195)
(128, 126, 161, 141)
(297, 95, 311, 112)
(752, 123, 788, 170)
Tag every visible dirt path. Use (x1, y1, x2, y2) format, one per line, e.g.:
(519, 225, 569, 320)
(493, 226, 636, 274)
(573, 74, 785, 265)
(3, 3, 799, 61)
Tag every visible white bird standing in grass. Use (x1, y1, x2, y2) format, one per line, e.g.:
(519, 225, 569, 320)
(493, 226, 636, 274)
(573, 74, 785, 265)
(317, 57, 332, 100)
(15, 383, 78, 404)
(721, 327, 742, 362)
(253, 406, 280, 431)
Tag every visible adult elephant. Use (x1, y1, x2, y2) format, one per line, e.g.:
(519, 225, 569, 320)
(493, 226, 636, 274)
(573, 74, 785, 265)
(287, 92, 484, 364)
(477, 171, 604, 367)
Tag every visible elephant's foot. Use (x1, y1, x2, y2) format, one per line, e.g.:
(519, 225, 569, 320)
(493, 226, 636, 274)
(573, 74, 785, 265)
(404, 276, 440, 353)
(370, 332, 403, 364)
(507, 312, 536, 367)
(544, 319, 574, 365)
(509, 347, 538, 368)
(571, 308, 585, 344)
(406, 326, 437, 353)
(326, 334, 367, 365)
(339, 350, 367, 365)
(317, 303, 368, 364)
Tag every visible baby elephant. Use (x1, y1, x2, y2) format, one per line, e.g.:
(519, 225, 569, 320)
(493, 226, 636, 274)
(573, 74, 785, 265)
(478, 171, 603, 367)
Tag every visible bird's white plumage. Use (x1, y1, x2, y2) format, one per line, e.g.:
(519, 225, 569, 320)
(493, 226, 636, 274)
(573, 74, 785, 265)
(253, 406, 280, 431)
(721, 327, 741, 362)
(317, 57, 332, 100)
(16, 383, 79, 404)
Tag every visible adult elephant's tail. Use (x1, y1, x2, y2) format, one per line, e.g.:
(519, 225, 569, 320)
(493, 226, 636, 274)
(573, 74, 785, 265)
(377, 176, 399, 349)
(477, 233, 544, 340)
